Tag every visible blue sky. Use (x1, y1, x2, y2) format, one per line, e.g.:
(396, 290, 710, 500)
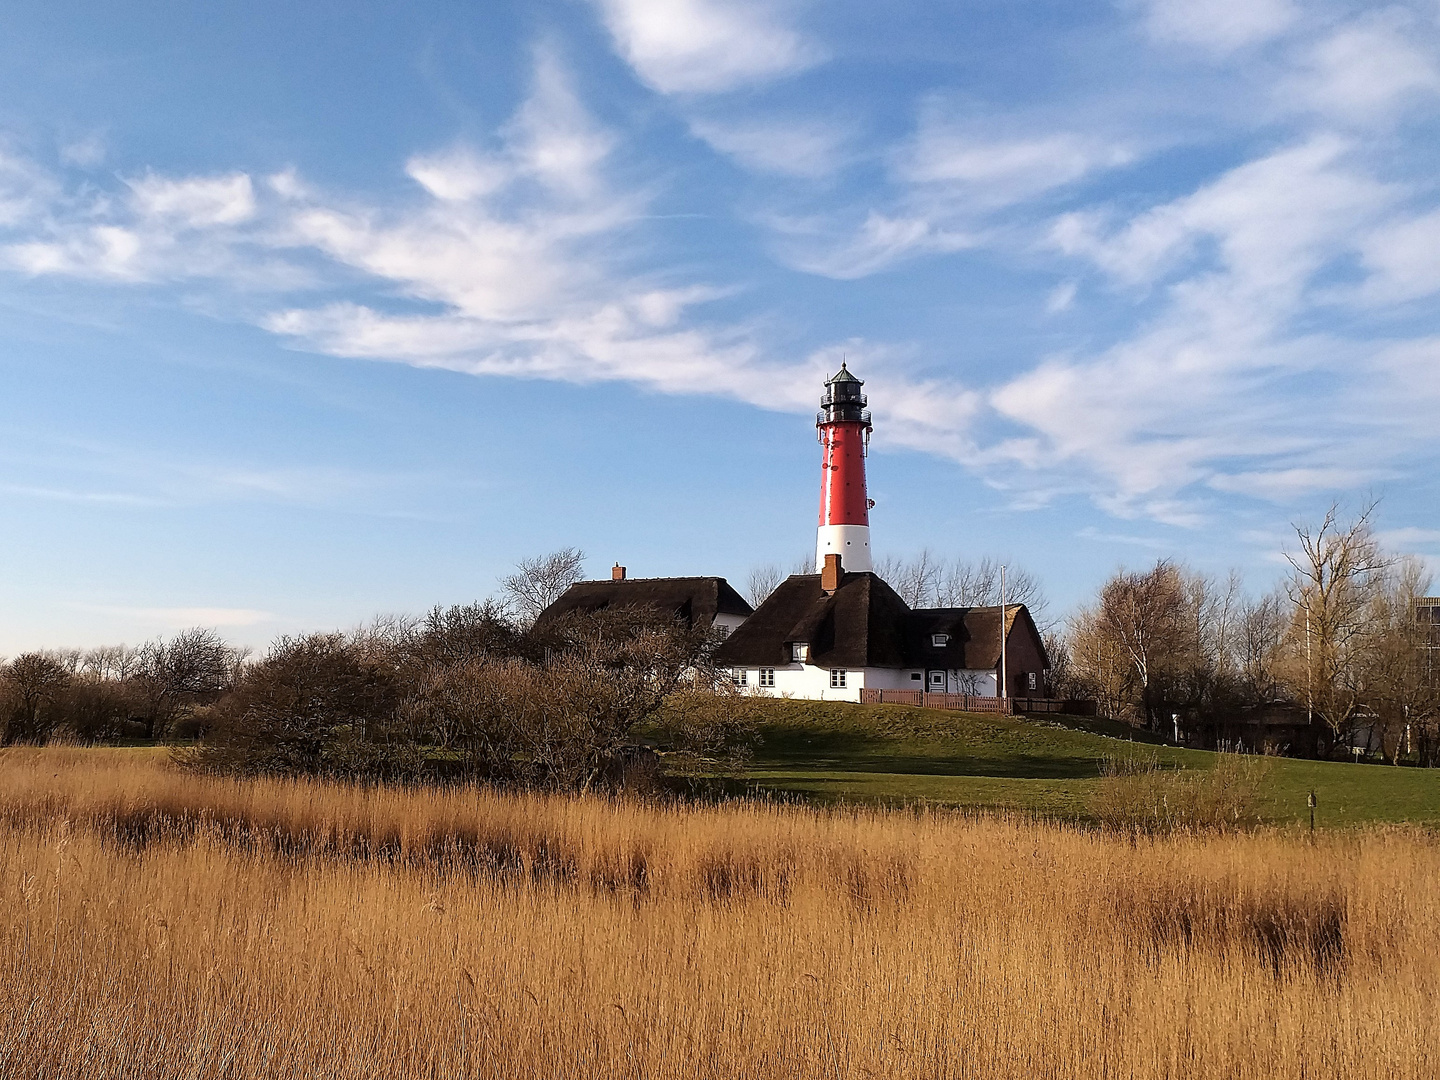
(3, 0, 1439, 653)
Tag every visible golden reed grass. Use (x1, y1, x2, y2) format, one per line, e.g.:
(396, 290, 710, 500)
(2, 747, 1438, 1079)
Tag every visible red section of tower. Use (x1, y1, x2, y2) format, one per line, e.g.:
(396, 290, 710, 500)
(818, 423, 870, 526)
(816, 363, 872, 527)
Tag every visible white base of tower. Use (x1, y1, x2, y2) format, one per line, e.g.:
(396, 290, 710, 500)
(816, 524, 872, 573)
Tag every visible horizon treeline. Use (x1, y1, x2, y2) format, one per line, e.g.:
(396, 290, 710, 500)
(3, 506, 1437, 765)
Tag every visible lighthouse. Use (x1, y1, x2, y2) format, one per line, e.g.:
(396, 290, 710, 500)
(815, 362, 873, 573)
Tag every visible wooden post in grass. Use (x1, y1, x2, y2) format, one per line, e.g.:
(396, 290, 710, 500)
(1308, 789, 1317, 835)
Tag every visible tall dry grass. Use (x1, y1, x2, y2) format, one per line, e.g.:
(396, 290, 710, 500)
(2, 746, 1438, 1078)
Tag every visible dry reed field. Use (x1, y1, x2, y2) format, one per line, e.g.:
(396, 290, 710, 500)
(2, 747, 1439, 1079)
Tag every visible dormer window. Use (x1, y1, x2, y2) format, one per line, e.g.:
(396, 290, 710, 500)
(931, 633, 950, 647)
(791, 642, 808, 663)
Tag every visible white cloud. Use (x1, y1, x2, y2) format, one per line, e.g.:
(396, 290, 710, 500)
(1052, 137, 1391, 291)
(1287, 12, 1440, 124)
(1379, 526, 1440, 549)
(59, 133, 106, 168)
(775, 210, 975, 279)
(689, 116, 850, 177)
(0, 148, 57, 227)
(1141, 0, 1298, 52)
(76, 605, 275, 628)
(990, 138, 1406, 516)
(591, 0, 819, 93)
(772, 119, 1134, 278)
(1045, 280, 1077, 313)
(897, 129, 1131, 204)
(128, 172, 256, 227)
(1356, 208, 1440, 305)
(5, 225, 145, 280)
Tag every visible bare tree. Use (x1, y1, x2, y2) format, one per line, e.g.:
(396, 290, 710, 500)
(876, 550, 1049, 624)
(0, 653, 72, 744)
(1283, 503, 1388, 744)
(501, 547, 587, 626)
(1235, 589, 1290, 703)
(1361, 557, 1437, 763)
(81, 644, 140, 680)
(1066, 605, 1136, 720)
(1097, 560, 1193, 729)
(134, 627, 243, 739)
(745, 564, 784, 608)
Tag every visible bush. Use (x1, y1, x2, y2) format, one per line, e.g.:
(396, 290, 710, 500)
(183, 634, 422, 779)
(644, 687, 766, 775)
(1090, 751, 1272, 833)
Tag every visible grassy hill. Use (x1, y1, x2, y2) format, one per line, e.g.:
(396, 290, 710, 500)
(734, 700, 1440, 827)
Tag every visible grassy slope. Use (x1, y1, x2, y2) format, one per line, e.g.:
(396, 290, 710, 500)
(739, 700, 1440, 826)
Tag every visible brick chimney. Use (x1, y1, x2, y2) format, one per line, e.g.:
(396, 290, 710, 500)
(612, 563, 627, 581)
(821, 553, 842, 594)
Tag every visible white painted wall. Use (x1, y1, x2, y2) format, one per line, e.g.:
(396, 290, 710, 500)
(728, 664, 998, 701)
(711, 612, 749, 638)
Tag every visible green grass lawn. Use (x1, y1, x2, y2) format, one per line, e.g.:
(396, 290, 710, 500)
(736, 700, 1440, 827)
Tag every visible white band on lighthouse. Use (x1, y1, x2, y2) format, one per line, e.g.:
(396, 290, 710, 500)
(816, 523, 872, 574)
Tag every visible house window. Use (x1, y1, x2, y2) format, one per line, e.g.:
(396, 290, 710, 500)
(715, 624, 731, 639)
(830, 669, 847, 688)
(931, 633, 949, 647)
(731, 669, 747, 686)
(928, 671, 946, 689)
(791, 642, 807, 663)
(758, 668, 775, 687)
(910, 672, 922, 681)
(1027, 671, 1038, 692)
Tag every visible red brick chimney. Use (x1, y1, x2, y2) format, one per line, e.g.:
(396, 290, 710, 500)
(821, 553, 842, 594)
(612, 563, 627, 581)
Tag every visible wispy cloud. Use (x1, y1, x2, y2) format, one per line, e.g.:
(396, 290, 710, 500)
(590, 0, 820, 94)
(72, 605, 275, 629)
(688, 115, 852, 178)
(1139, 0, 1298, 52)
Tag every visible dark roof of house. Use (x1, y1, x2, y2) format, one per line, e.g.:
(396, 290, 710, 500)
(713, 571, 1047, 670)
(713, 572, 912, 668)
(536, 576, 753, 631)
(906, 605, 1047, 669)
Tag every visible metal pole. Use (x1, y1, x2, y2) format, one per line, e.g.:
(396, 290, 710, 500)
(1000, 564, 1008, 711)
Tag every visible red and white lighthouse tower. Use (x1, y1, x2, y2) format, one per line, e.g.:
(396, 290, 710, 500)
(816, 362, 873, 573)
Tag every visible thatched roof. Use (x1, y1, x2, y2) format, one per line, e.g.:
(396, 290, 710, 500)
(713, 572, 1047, 670)
(536, 576, 752, 631)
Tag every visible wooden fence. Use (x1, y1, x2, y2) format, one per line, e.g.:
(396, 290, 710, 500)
(859, 689, 1095, 716)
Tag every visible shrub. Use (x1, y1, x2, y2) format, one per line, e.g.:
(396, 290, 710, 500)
(1090, 751, 1272, 833)
(183, 634, 421, 779)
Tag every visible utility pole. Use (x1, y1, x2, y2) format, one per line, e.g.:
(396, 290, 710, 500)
(1000, 564, 1008, 712)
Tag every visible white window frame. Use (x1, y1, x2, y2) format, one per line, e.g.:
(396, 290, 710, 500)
(732, 668, 747, 686)
(758, 668, 775, 688)
(829, 669, 847, 689)
(931, 633, 949, 647)
(715, 624, 731, 639)
(791, 642, 807, 663)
